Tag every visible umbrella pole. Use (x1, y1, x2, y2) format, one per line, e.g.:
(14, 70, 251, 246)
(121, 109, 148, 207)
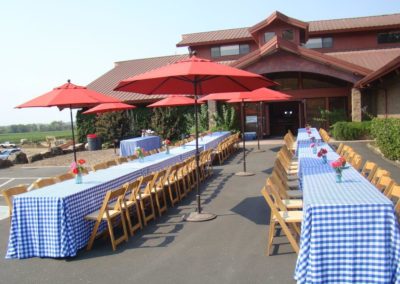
(253, 101, 265, 153)
(185, 80, 216, 222)
(69, 106, 77, 163)
(235, 99, 254, 176)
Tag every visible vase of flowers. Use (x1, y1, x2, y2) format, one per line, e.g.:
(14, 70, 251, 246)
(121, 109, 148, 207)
(70, 159, 86, 184)
(164, 139, 171, 154)
(310, 143, 317, 154)
(317, 148, 328, 164)
(331, 156, 348, 183)
(136, 147, 145, 162)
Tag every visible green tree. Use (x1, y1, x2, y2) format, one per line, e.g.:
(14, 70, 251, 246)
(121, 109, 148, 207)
(95, 111, 131, 143)
(76, 110, 96, 143)
(151, 106, 191, 140)
(185, 104, 209, 134)
(212, 103, 238, 131)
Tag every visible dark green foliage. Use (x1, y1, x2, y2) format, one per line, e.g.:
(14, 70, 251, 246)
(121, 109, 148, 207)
(76, 110, 96, 143)
(150, 106, 191, 140)
(212, 103, 239, 132)
(331, 121, 372, 140)
(95, 112, 131, 143)
(312, 108, 348, 128)
(125, 107, 153, 137)
(371, 118, 400, 160)
(185, 104, 209, 134)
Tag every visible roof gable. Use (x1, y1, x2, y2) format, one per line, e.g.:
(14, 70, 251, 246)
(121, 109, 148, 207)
(248, 11, 308, 35)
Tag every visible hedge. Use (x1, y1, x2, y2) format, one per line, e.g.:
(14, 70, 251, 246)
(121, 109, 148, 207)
(371, 118, 400, 160)
(331, 121, 372, 140)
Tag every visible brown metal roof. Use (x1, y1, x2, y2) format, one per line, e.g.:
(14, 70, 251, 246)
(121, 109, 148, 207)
(356, 55, 400, 87)
(327, 48, 400, 71)
(176, 12, 400, 47)
(176, 27, 252, 47)
(87, 54, 189, 103)
(309, 13, 400, 34)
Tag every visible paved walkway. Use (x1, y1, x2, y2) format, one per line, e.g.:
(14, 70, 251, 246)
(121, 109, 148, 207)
(0, 143, 298, 284)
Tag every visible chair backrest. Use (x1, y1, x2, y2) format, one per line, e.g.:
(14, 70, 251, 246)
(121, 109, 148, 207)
(268, 173, 289, 199)
(55, 172, 75, 182)
(361, 161, 378, 181)
(336, 143, 344, 154)
(153, 169, 167, 189)
(127, 154, 137, 161)
(31, 178, 56, 190)
(351, 154, 363, 171)
(139, 174, 155, 195)
(371, 168, 390, 185)
(123, 180, 141, 202)
(115, 157, 128, 165)
(92, 162, 108, 172)
(376, 176, 394, 195)
(2, 184, 28, 216)
(106, 160, 117, 167)
(97, 187, 127, 219)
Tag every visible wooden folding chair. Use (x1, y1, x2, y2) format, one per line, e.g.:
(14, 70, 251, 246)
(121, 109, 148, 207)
(336, 143, 344, 154)
(350, 154, 363, 171)
(85, 186, 129, 251)
(92, 162, 108, 172)
(106, 160, 117, 167)
(375, 176, 394, 195)
(360, 161, 378, 181)
(164, 165, 181, 207)
(176, 162, 189, 197)
(261, 185, 302, 255)
(2, 184, 28, 219)
(127, 154, 137, 161)
(137, 174, 156, 226)
(115, 181, 143, 236)
(150, 170, 168, 217)
(370, 168, 390, 186)
(30, 178, 56, 190)
(115, 157, 128, 165)
(55, 172, 75, 182)
(268, 173, 302, 199)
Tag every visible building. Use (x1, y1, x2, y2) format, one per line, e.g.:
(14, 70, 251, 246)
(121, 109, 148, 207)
(88, 11, 400, 135)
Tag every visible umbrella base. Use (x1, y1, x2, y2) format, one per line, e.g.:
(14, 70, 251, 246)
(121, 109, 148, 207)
(185, 211, 217, 222)
(235, 171, 255, 176)
(253, 149, 265, 153)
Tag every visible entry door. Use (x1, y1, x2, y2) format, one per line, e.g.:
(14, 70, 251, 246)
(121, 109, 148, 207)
(269, 102, 299, 136)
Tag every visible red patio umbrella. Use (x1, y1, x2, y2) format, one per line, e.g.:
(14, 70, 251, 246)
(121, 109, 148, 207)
(147, 95, 202, 108)
(83, 102, 136, 114)
(202, 88, 292, 175)
(16, 80, 121, 162)
(115, 55, 275, 222)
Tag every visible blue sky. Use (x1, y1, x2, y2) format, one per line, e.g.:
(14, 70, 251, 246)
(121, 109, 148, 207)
(1, 0, 399, 126)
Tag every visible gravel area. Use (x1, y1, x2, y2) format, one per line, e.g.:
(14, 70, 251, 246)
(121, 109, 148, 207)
(15, 149, 120, 168)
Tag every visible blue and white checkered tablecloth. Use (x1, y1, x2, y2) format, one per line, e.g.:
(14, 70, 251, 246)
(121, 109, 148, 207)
(295, 143, 400, 283)
(6, 132, 228, 259)
(120, 136, 161, 157)
(184, 131, 230, 150)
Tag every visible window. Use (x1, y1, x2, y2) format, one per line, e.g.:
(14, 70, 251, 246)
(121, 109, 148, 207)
(304, 37, 333, 48)
(282, 29, 294, 41)
(378, 31, 400, 44)
(264, 32, 275, 43)
(211, 44, 250, 58)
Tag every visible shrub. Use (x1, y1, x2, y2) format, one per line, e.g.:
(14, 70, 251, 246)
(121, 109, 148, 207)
(371, 118, 400, 160)
(150, 106, 191, 140)
(185, 104, 209, 134)
(212, 103, 239, 132)
(331, 121, 372, 140)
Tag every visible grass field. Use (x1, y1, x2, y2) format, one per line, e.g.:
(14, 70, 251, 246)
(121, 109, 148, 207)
(0, 130, 72, 144)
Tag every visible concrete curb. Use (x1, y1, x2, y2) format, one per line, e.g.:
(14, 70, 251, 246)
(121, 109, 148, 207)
(366, 143, 400, 169)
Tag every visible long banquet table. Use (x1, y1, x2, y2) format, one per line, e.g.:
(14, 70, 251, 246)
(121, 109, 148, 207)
(294, 129, 400, 283)
(6, 131, 230, 259)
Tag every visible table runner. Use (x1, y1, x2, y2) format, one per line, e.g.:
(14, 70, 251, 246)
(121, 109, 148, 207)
(6, 132, 229, 259)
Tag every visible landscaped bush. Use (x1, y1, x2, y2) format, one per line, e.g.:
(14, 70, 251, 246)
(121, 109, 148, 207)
(371, 118, 400, 160)
(331, 121, 372, 140)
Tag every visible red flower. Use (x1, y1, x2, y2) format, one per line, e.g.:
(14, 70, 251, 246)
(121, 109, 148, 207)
(164, 139, 171, 145)
(78, 159, 86, 165)
(72, 168, 79, 174)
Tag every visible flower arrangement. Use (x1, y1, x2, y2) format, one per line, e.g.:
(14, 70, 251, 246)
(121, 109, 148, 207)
(317, 148, 328, 163)
(70, 159, 86, 184)
(142, 129, 155, 137)
(135, 147, 145, 160)
(331, 156, 348, 183)
(164, 139, 171, 154)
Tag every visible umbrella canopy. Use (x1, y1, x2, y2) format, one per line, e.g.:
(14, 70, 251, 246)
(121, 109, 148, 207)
(83, 102, 136, 114)
(16, 80, 121, 162)
(147, 95, 202, 108)
(114, 56, 275, 94)
(114, 55, 276, 222)
(16, 80, 120, 109)
(200, 87, 292, 103)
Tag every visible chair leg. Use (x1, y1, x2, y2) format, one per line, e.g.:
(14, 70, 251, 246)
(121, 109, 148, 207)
(86, 220, 101, 251)
(106, 218, 117, 251)
(266, 219, 276, 256)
